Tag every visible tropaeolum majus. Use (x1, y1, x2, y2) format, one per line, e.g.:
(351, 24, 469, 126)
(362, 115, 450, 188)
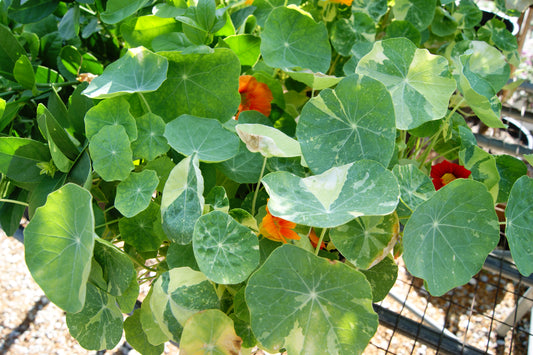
(0, 0, 531, 354)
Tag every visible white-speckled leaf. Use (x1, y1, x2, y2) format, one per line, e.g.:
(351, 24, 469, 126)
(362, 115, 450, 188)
(161, 154, 204, 244)
(392, 164, 435, 218)
(459, 145, 500, 203)
(356, 38, 456, 130)
(297, 74, 395, 174)
(150, 267, 220, 343)
(330, 213, 399, 270)
(262, 161, 399, 228)
(236, 124, 301, 158)
(505, 176, 533, 276)
(246, 244, 378, 355)
(193, 211, 259, 284)
(66, 283, 123, 350)
(403, 179, 500, 296)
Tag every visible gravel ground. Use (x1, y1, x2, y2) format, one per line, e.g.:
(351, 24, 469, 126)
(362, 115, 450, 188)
(1, 230, 530, 355)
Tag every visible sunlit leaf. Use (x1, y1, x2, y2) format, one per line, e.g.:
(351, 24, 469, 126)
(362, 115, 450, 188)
(115, 170, 159, 218)
(403, 180, 500, 296)
(24, 184, 94, 312)
(246, 244, 378, 354)
(89, 125, 134, 182)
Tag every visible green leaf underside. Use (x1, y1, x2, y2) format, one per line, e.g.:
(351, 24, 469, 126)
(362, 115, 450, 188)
(0, 137, 51, 183)
(83, 47, 168, 98)
(236, 123, 301, 158)
(403, 180, 500, 296)
(150, 267, 220, 342)
(298, 74, 395, 174)
(193, 211, 260, 284)
(355, 38, 456, 130)
(24, 184, 94, 313)
(165, 115, 240, 162)
(66, 283, 123, 350)
(119, 202, 166, 252)
(262, 161, 399, 228)
(505, 176, 533, 276)
(246, 244, 378, 354)
(331, 213, 399, 270)
(89, 125, 134, 182)
(144, 49, 240, 123)
(115, 170, 159, 218)
(260, 7, 331, 73)
(161, 154, 204, 244)
(180, 310, 242, 354)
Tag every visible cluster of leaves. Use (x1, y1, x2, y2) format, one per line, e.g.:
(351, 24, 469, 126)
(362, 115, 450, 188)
(1, 0, 532, 354)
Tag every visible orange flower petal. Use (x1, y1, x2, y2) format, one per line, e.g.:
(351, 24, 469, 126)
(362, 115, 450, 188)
(259, 207, 300, 243)
(236, 75, 273, 119)
(309, 228, 326, 249)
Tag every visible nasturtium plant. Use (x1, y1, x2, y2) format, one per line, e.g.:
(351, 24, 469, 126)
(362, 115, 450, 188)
(1, 0, 531, 354)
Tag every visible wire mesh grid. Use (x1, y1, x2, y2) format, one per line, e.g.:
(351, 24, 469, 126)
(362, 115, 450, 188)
(365, 250, 532, 355)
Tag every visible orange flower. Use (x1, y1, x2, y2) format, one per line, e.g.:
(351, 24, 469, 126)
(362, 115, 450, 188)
(236, 75, 273, 119)
(330, 0, 353, 5)
(245, 0, 254, 4)
(308, 228, 326, 250)
(259, 206, 300, 243)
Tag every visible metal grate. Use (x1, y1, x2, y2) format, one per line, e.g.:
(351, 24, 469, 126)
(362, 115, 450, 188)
(368, 253, 532, 354)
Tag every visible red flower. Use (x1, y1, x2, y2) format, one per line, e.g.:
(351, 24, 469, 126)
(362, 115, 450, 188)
(236, 75, 273, 119)
(308, 228, 326, 250)
(430, 160, 471, 190)
(259, 206, 300, 244)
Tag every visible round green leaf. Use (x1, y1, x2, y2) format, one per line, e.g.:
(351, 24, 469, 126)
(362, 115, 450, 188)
(131, 112, 169, 161)
(262, 161, 400, 228)
(477, 18, 518, 52)
(66, 283, 123, 350)
(384, 20, 421, 46)
(119, 202, 166, 252)
(505, 176, 533, 276)
(82, 47, 168, 99)
(115, 170, 159, 218)
(145, 155, 176, 192)
(167, 242, 199, 271)
(165, 115, 240, 162)
(214, 141, 264, 184)
(161, 154, 204, 244)
(236, 123, 301, 158)
(246, 244, 378, 354)
(403, 180, 500, 296)
(24, 183, 94, 313)
(297, 74, 395, 173)
(180, 310, 242, 355)
(150, 267, 220, 342)
(84, 96, 137, 142)
(260, 7, 331, 73)
(144, 49, 240, 123)
(431, 7, 458, 37)
(89, 125, 134, 182)
(392, 0, 436, 31)
(353, 0, 389, 21)
(356, 38, 456, 130)
(193, 211, 260, 284)
(330, 213, 399, 270)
